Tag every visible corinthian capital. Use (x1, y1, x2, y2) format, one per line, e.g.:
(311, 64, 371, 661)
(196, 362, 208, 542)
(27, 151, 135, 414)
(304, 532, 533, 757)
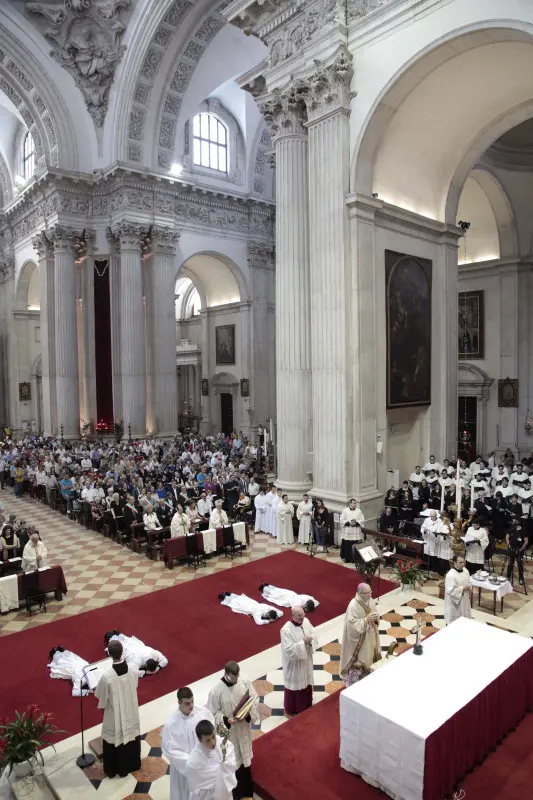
(32, 231, 54, 260)
(110, 221, 144, 250)
(306, 45, 355, 121)
(248, 241, 275, 268)
(258, 81, 308, 141)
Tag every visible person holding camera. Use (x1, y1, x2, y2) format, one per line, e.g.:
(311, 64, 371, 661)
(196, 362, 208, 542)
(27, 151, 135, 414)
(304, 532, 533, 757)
(312, 499, 330, 552)
(506, 521, 528, 586)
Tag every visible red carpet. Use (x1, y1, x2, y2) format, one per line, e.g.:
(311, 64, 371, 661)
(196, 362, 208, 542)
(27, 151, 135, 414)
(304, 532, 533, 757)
(253, 687, 533, 800)
(0, 550, 395, 741)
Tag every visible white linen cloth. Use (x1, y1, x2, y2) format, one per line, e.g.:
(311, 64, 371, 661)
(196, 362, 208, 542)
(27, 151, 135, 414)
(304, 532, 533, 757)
(161, 705, 214, 800)
(340, 618, 532, 800)
(0, 574, 19, 613)
(231, 522, 246, 545)
(470, 576, 514, 600)
(201, 528, 217, 555)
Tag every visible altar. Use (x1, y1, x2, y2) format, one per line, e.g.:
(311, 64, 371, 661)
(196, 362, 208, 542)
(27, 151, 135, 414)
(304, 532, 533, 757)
(340, 618, 533, 800)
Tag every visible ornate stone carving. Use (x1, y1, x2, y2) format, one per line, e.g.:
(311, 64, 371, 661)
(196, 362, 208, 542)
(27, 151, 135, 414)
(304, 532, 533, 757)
(248, 241, 274, 268)
(25, 0, 131, 127)
(258, 82, 308, 141)
(111, 220, 144, 249)
(347, 0, 391, 22)
(0, 257, 15, 283)
(253, 177, 265, 194)
(306, 46, 355, 120)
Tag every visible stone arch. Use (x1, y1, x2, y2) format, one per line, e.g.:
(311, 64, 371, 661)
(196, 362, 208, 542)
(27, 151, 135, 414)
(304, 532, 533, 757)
(177, 249, 247, 306)
(175, 273, 204, 319)
(466, 167, 518, 259)
(16, 260, 39, 311)
(183, 98, 246, 187)
(458, 363, 494, 455)
(211, 370, 239, 396)
(353, 23, 533, 223)
(0, 150, 12, 207)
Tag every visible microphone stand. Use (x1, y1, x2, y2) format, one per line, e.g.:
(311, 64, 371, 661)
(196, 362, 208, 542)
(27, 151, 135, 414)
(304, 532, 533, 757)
(76, 667, 97, 768)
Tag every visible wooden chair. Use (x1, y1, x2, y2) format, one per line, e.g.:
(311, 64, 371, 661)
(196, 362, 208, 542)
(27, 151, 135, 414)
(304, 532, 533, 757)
(186, 532, 206, 570)
(130, 522, 148, 555)
(222, 525, 246, 560)
(23, 571, 47, 616)
(147, 528, 168, 561)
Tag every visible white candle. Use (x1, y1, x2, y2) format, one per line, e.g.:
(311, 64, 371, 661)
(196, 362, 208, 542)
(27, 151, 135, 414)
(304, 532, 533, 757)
(456, 462, 462, 522)
(440, 482, 445, 511)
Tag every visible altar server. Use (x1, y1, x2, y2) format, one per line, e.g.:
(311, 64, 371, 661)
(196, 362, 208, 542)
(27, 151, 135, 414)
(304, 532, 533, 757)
(94, 640, 141, 778)
(339, 499, 365, 562)
(421, 509, 440, 572)
(207, 660, 259, 800)
(186, 720, 237, 800)
(444, 554, 472, 624)
(259, 582, 319, 612)
(462, 518, 489, 574)
(21, 532, 47, 572)
(280, 604, 318, 715)
(271, 488, 281, 538)
(296, 494, 313, 544)
(106, 632, 168, 676)
(161, 686, 214, 800)
(218, 592, 283, 625)
(339, 583, 380, 685)
(263, 486, 275, 535)
(276, 493, 294, 545)
(253, 489, 267, 533)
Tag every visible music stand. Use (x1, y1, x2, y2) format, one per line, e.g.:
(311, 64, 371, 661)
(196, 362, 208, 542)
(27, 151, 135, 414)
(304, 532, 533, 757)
(353, 539, 382, 595)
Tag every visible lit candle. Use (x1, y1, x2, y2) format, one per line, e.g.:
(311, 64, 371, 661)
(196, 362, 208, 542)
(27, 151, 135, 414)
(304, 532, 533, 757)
(456, 461, 462, 522)
(440, 482, 445, 512)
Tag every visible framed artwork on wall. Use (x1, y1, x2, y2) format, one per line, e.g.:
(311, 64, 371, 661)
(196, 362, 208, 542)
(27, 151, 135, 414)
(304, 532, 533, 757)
(240, 378, 249, 397)
(458, 290, 484, 359)
(19, 382, 31, 402)
(201, 378, 209, 396)
(498, 378, 518, 408)
(386, 250, 432, 408)
(216, 324, 235, 365)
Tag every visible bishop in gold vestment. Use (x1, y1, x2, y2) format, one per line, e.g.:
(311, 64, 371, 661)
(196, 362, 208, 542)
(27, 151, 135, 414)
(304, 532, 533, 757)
(340, 584, 381, 685)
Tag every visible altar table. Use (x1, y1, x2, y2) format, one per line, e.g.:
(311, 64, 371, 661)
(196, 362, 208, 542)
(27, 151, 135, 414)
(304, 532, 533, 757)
(164, 523, 248, 568)
(340, 617, 533, 800)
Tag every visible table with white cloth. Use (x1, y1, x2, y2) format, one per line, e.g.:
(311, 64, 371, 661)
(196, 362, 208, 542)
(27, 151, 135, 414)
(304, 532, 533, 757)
(0, 574, 19, 613)
(164, 523, 248, 568)
(340, 617, 533, 800)
(470, 576, 514, 615)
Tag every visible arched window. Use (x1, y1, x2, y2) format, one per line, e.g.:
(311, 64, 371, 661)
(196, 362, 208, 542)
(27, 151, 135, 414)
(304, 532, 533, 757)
(192, 113, 227, 173)
(23, 132, 35, 181)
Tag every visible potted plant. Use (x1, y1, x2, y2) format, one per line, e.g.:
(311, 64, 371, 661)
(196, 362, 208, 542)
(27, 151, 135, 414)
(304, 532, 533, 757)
(0, 704, 65, 780)
(391, 558, 425, 590)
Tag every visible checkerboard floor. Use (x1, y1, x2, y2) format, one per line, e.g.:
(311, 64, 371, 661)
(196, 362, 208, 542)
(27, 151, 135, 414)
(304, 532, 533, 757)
(1, 492, 530, 637)
(78, 597, 445, 798)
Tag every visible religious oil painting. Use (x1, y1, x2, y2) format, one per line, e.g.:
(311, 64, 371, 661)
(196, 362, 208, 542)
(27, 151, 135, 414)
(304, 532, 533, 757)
(216, 324, 236, 365)
(386, 250, 432, 409)
(458, 290, 484, 359)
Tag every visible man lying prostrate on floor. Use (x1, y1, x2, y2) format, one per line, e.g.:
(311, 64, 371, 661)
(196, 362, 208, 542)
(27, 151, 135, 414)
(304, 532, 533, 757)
(258, 582, 319, 613)
(48, 645, 104, 697)
(104, 630, 168, 677)
(218, 592, 283, 626)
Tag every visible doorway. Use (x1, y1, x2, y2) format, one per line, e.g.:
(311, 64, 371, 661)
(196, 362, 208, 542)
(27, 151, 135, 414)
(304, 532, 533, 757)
(457, 396, 477, 461)
(220, 393, 233, 435)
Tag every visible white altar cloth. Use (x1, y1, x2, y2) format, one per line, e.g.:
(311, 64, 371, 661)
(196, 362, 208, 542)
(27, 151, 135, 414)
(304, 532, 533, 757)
(339, 617, 532, 800)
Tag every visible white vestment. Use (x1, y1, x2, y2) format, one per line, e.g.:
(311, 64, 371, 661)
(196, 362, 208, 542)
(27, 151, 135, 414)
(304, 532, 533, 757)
(220, 593, 282, 625)
(207, 677, 260, 768)
(94, 663, 140, 747)
(21, 541, 47, 572)
(421, 518, 440, 558)
(280, 618, 318, 691)
(444, 567, 472, 624)
(339, 508, 365, 542)
(162, 706, 214, 800)
(209, 508, 229, 528)
(253, 494, 267, 532)
(276, 500, 294, 545)
(48, 649, 91, 697)
(296, 500, 313, 544)
(108, 634, 168, 676)
(261, 584, 319, 610)
(171, 512, 190, 538)
(463, 525, 489, 565)
(271, 494, 281, 538)
(435, 522, 453, 562)
(340, 596, 381, 678)
(264, 491, 275, 535)
(186, 738, 237, 800)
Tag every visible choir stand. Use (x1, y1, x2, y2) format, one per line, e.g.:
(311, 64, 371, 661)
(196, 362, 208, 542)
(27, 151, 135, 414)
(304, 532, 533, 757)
(76, 666, 99, 768)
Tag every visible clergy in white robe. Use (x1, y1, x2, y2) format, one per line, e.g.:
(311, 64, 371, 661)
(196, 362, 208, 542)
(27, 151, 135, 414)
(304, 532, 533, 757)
(253, 490, 267, 533)
(434, 516, 454, 575)
(48, 647, 91, 697)
(270, 490, 281, 538)
(339, 500, 365, 562)
(209, 501, 229, 529)
(207, 661, 259, 799)
(218, 592, 283, 625)
(280, 605, 318, 715)
(21, 534, 47, 572)
(276, 494, 294, 545)
(462, 521, 489, 572)
(296, 495, 313, 544)
(186, 721, 237, 800)
(444, 555, 472, 624)
(107, 633, 168, 676)
(339, 584, 381, 685)
(161, 687, 214, 800)
(421, 510, 441, 571)
(94, 640, 141, 778)
(171, 507, 190, 538)
(259, 582, 319, 612)
(263, 488, 275, 535)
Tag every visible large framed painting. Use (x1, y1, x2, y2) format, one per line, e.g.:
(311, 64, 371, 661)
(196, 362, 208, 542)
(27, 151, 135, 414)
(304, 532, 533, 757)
(215, 324, 235, 365)
(386, 250, 432, 409)
(458, 290, 484, 359)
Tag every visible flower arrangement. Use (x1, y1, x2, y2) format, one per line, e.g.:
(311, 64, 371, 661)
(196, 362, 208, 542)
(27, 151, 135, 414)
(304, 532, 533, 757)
(0, 704, 65, 777)
(391, 558, 424, 588)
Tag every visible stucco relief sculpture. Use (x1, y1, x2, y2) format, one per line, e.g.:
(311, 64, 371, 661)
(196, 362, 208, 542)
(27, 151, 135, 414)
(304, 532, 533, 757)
(25, 0, 131, 126)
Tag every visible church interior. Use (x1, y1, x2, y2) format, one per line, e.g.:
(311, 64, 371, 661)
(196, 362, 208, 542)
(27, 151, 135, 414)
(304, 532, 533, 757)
(2, 1, 533, 799)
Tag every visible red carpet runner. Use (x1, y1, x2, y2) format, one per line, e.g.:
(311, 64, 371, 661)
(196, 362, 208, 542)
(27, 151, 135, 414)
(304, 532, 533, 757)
(253, 688, 533, 800)
(1, 550, 395, 741)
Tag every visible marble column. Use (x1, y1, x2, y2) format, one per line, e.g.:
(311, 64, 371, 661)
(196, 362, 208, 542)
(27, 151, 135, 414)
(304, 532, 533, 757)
(51, 227, 80, 438)
(248, 242, 275, 428)
(260, 85, 312, 495)
(107, 230, 122, 422)
(146, 228, 179, 435)
(78, 234, 97, 430)
(199, 309, 210, 435)
(32, 234, 56, 435)
(306, 47, 354, 505)
(113, 222, 146, 436)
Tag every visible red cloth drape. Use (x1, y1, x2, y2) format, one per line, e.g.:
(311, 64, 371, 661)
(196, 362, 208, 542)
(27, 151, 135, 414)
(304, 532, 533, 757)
(424, 647, 533, 799)
(17, 565, 67, 599)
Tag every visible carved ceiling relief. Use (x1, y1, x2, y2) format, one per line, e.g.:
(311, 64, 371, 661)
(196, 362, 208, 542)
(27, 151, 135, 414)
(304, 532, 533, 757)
(25, 0, 131, 128)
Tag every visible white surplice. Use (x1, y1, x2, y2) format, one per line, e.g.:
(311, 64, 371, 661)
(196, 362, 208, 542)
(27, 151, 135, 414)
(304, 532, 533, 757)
(94, 663, 140, 747)
(271, 494, 281, 538)
(280, 618, 318, 691)
(209, 508, 229, 529)
(161, 706, 214, 800)
(207, 677, 260, 768)
(108, 634, 168, 676)
(261, 583, 320, 610)
(186, 738, 237, 800)
(21, 540, 47, 572)
(253, 493, 267, 532)
(444, 567, 472, 624)
(276, 500, 294, 545)
(220, 593, 283, 625)
(296, 499, 313, 544)
(264, 490, 275, 535)
(463, 525, 489, 566)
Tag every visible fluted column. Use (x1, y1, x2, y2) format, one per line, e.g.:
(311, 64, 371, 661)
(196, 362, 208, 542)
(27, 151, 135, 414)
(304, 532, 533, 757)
(107, 230, 122, 422)
(113, 222, 146, 436)
(306, 47, 354, 504)
(146, 227, 179, 434)
(50, 227, 80, 437)
(260, 86, 312, 494)
(199, 309, 210, 435)
(248, 242, 275, 430)
(78, 232, 97, 429)
(33, 234, 56, 435)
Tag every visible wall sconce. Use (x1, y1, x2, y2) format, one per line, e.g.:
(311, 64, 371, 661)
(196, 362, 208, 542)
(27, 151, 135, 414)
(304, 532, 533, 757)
(525, 410, 532, 433)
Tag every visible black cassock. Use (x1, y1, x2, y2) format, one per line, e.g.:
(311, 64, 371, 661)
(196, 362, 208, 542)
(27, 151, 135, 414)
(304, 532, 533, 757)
(101, 662, 141, 779)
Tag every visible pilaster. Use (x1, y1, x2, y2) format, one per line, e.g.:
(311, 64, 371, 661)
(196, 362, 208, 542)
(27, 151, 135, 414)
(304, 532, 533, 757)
(248, 242, 275, 428)
(77, 231, 97, 432)
(32, 232, 56, 436)
(106, 229, 122, 423)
